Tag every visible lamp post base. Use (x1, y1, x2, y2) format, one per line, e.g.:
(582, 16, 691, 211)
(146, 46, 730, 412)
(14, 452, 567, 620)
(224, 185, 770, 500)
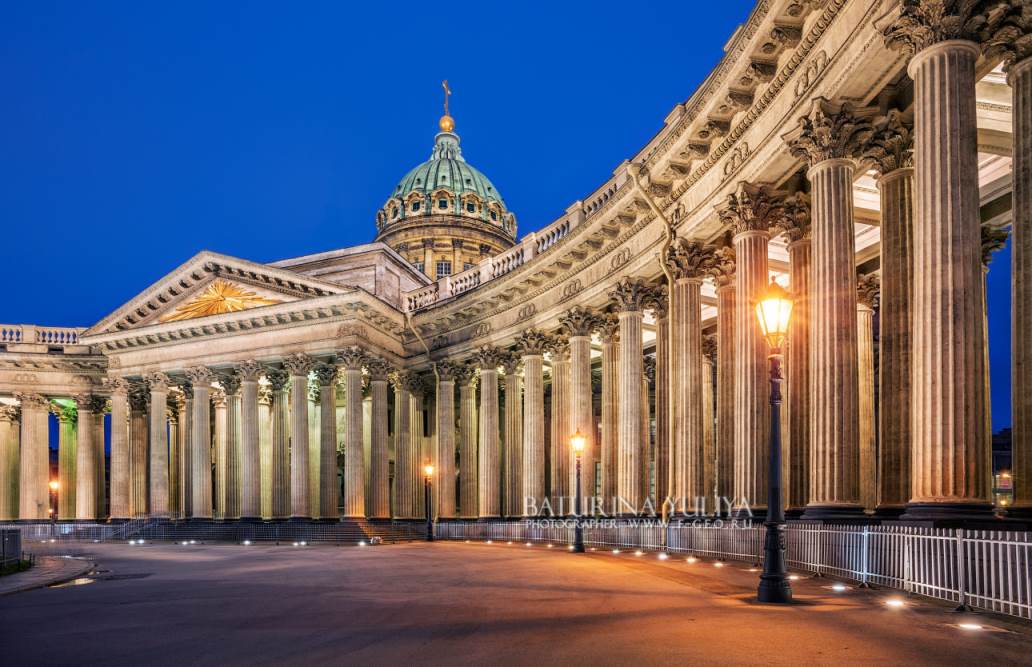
(757, 576, 793, 604)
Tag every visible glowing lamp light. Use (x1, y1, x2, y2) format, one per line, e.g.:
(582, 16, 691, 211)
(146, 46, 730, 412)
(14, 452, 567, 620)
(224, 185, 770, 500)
(525, 542, 532, 547)
(49, 480, 60, 491)
(242, 540, 251, 546)
(714, 562, 724, 568)
(547, 544, 554, 548)
(885, 598, 905, 608)
(788, 574, 800, 580)
(612, 549, 621, 555)
(486, 540, 493, 544)
(658, 553, 669, 560)
(686, 557, 698, 564)
(959, 623, 982, 631)
(570, 431, 587, 456)
(424, 464, 434, 478)
(634, 550, 644, 557)
(832, 584, 847, 592)
(755, 279, 793, 350)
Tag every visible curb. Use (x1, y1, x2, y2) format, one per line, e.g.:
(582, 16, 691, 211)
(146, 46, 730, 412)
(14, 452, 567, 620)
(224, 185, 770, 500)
(0, 557, 96, 597)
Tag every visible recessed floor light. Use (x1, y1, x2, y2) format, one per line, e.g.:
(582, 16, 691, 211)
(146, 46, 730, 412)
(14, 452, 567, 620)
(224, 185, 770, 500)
(958, 623, 982, 631)
(885, 598, 905, 608)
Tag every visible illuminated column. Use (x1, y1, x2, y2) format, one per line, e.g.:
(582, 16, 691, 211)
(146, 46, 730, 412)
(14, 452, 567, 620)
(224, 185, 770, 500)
(718, 185, 774, 514)
(710, 248, 736, 504)
(408, 379, 425, 518)
(434, 361, 459, 519)
(53, 403, 77, 519)
(857, 275, 879, 512)
(178, 383, 194, 518)
(145, 373, 171, 518)
(667, 239, 713, 509)
(186, 367, 214, 519)
(596, 317, 619, 510)
(702, 336, 717, 503)
(785, 101, 875, 517)
(338, 348, 366, 518)
(258, 385, 273, 518)
(517, 330, 550, 515)
(16, 393, 49, 520)
(391, 374, 411, 518)
(221, 373, 242, 519)
(457, 366, 478, 518)
(609, 278, 650, 513)
(266, 368, 291, 519)
(212, 389, 227, 518)
(128, 385, 149, 518)
(641, 358, 655, 505)
(475, 346, 504, 518)
(560, 307, 597, 512)
(0, 406, 20, 520)
(74, 395, 101, 520)
(502, 354, 523, 517)
(653, 297, 670, 507)
(105, 379, 130, 519)
(784, 219, 812, 514)
(168, 397, 180, 518)
(367, 359, 391, 518)
(313, 362, 339, 519)
(282, 353, 315, 518)
(93, 403, 107, 518)
(549, 341, 570, 509)
(237, 361, 263, 520)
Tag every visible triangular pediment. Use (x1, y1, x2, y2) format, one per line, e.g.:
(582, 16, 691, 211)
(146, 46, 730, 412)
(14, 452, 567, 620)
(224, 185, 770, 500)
(85, 251, 349, 335)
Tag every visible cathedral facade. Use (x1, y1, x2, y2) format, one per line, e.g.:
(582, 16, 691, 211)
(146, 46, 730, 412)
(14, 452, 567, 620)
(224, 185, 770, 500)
(0, 0, 1029, 525)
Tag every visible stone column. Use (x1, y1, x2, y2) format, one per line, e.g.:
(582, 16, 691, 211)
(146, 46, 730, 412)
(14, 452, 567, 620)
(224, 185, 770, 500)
(367, 359, 391, 518)
(718, 184, 777, 515)
(74, 395, 101, 520)
(434, 361, 459, 519)
(265, 368, 291, 519)
(475, 346, 504, 518)
(785, 101, 875, 517)
(145, 372, 171, 518)
(212, 390, 227, 518)
(549, 341, 571, 510)
(667, 239, 714, 511)
(642, 358, 655, 506)
(186, 367, 214, 519)
(313, 362, 339, 519)
(221, 373, 242, 519)
(864, 112, 915, 513)
(16, 393, 49, 520)
(408, 381, 425, 518)
(595, 317, 619, 512)
(105, 379, 130, 519)
(0, 406, 20, 520)
(884, 19, 992, 518)
(457, 366, 478, 518)
(857, 275, 879, 512)
(93, 404, 107, 518)
(702, 336, 717, 502)
(560, 307, 597, 513)
(53, 403, 77, 519)
(338, 348, 366, 518)
(1006, 54, 1032, 513)
(258, 386, 273, 518)
(167, 398, 180, 518)
(128, 385, 149, 518)
(517, 330, 550, 516)
(501, 354, 524, 517)
(283, 353, 315, 519)
(177, 384, 194, 518)
(710, 249, 736, 505)
(236, 361, 263, 519)
(784, 220, 812, 514)
(653, 298, 670, 508)
(392, 375, 411, 518)
(609, 278, 650, 514)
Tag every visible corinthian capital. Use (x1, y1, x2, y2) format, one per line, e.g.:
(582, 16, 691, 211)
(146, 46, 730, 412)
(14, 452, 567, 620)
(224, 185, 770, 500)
(435, 360, 463, 382)
(15, 393, 49, 410)
(236, 359, 264, 381)
(473, 345, 507, 370)
(314, 363, 339, 387)
(145, 372, 171, 392)
(708, 246, 737, 287)
(515, 328, 554, 356)
(103, 376, 130, 395)
(608, 277, 653, 313)
(982, 223, 1011, 267)
(282, 352, 316, 376)
(0, 405, 21, 423)
(559, 306, 599, 337)
(666, 239, 716, 281)
(264, 367, 289, 391)
(783, 98, 876, 166)
(185, 366, 216, 387)
(883, 0, 1018, 57)
(365, 357, 392, 381)
(861, 110, 914, 176)
(983, 3, 1032, 68)
(857, 273, 881, 309)
(774, 192, 812, 242)
(219, 372, 241, 396)
(397, 372, 426, 396)
(717, 182, 789, 236)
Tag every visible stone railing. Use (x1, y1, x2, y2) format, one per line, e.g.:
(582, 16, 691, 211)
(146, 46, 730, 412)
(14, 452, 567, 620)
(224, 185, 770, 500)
(404, 205, 588, 312)
(0, 324, 86, 347)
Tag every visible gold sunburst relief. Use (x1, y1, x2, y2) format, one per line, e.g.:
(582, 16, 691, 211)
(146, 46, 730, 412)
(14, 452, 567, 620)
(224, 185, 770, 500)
(159, 279, 282, 323)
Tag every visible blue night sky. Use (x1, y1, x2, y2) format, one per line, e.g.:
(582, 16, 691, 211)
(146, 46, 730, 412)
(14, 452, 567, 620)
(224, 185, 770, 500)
(0, 1, 1013, 431)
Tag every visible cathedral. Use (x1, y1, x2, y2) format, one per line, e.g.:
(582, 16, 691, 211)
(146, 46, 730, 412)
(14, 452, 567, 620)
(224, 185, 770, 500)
(0, 0, 1029, 530)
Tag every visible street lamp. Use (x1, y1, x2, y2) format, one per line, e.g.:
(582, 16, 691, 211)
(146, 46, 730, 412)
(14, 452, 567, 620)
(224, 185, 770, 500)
(754, 279, 793, 604)
(423, 464, 435, 542)
(48, 480, 60, 537)
(571, 431, 586, 553)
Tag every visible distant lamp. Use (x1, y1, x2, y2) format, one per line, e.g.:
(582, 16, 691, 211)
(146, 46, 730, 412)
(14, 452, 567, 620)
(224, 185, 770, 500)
(570, 431, 586, 455)
(570, 430, 587, 553)
(49, 480, 60, 491)
(755, 280, 793, 351)
(424, 464, 434, 479)
(423, 464, 435, 542)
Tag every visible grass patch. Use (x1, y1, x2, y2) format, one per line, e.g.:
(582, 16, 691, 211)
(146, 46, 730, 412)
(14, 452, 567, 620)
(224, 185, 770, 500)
(0, 559, 32, 577)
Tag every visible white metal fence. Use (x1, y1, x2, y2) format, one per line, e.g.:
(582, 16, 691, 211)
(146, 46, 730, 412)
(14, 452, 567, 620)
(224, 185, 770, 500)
(435, 521, 1032, 622)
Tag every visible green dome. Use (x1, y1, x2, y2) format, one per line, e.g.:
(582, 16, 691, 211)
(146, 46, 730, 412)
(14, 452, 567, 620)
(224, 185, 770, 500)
(377, 129, 516, 237)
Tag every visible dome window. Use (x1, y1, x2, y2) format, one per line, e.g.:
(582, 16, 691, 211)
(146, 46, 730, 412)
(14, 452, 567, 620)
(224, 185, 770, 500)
(490, 210, 498, 221)
(435, 261, 452, 279)
(411, 201, 421, 212)
(466, 201, 476, 213)
(416, 178, 422, 185)
(465, 178, 472, 185)
(438, 198, 448, 209)
(391, 207, 398, 219)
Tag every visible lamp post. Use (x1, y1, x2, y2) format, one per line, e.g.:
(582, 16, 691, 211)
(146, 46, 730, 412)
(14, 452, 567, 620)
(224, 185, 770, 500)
(48, 480, 59, 538)
(424, 464, 435, 542)
(571, 431, 586, 553)
(754, 279, 793, 604)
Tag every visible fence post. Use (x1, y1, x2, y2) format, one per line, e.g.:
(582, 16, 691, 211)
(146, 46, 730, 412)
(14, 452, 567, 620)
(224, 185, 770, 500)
(954, 528, 971, 612)
(814, 525, 825, 578)
(859, 525, 871, 588)
(903, 531, 913, 596)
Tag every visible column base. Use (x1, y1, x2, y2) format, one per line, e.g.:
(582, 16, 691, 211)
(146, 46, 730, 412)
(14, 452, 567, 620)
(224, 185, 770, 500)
(476, 516, 501, 522)
(899, 501, 1008, 527)
(784, 508, 806, 519)
(874, 505, 906, 518)
(800, 504, 869, 521)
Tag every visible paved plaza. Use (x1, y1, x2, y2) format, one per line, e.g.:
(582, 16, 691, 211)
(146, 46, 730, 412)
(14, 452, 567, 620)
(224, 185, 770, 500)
(3, 541, 1031, 665)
